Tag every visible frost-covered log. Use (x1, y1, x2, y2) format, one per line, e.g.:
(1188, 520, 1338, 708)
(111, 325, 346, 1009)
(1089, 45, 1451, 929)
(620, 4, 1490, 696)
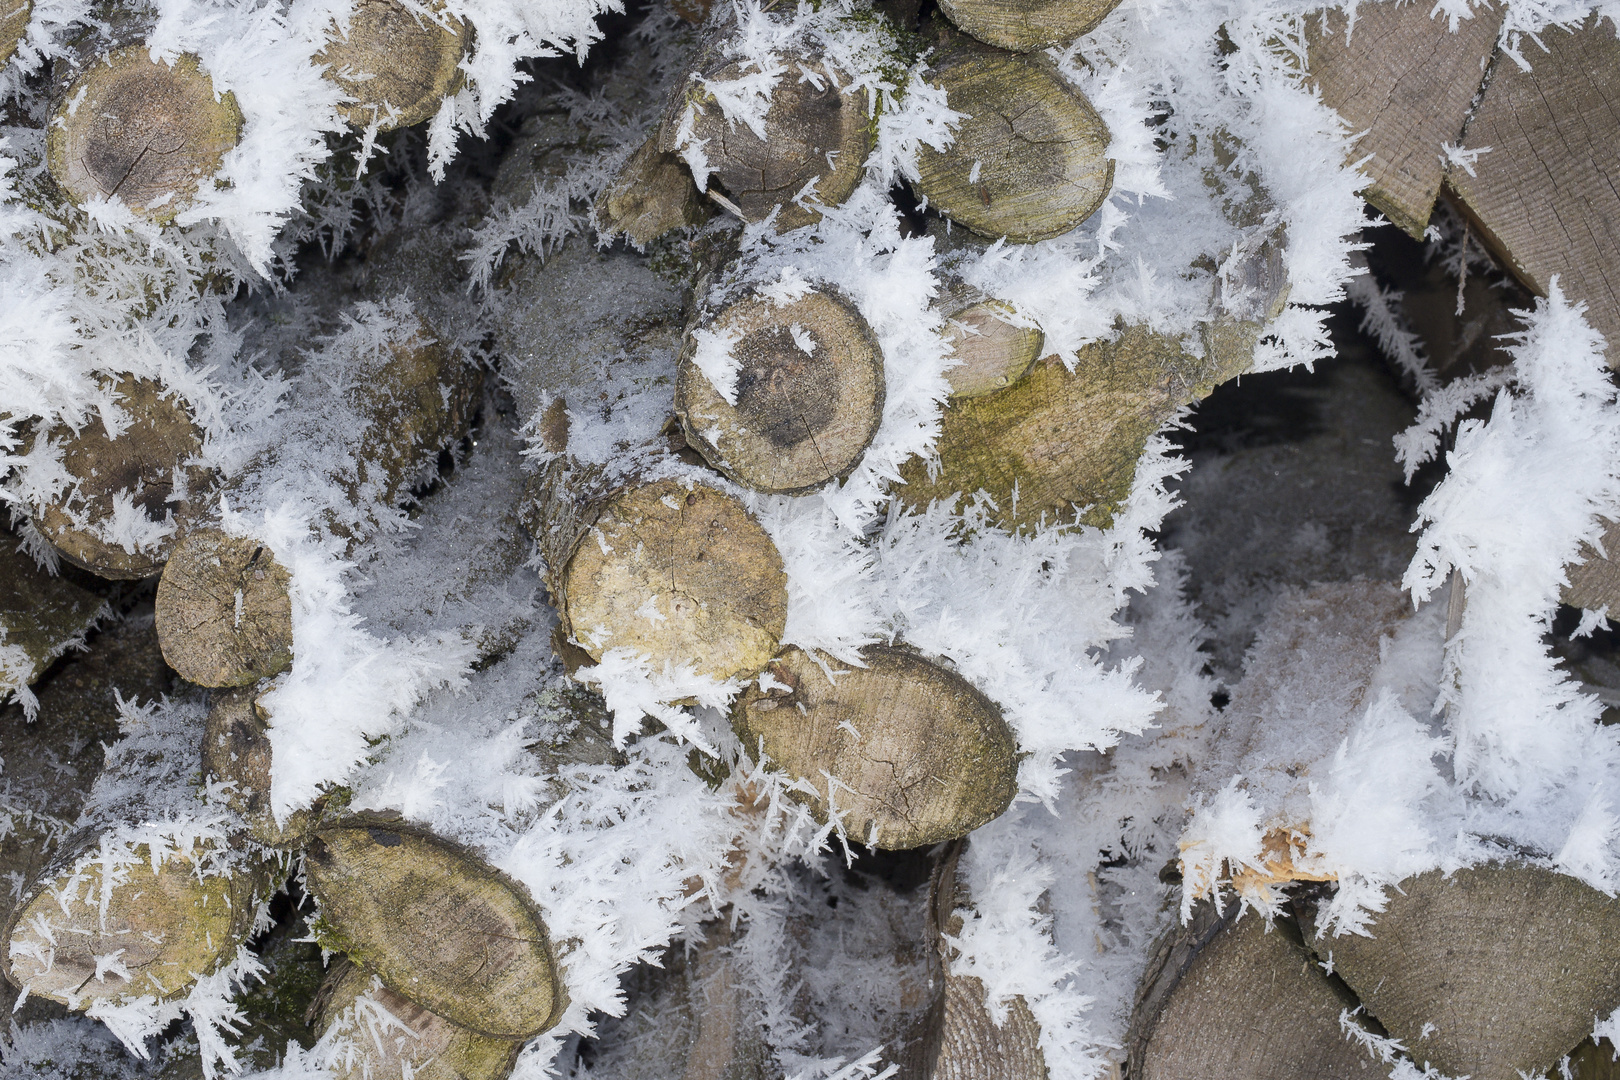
(201, 686, 313, 848)
(934, 281, 1043, 400)
(1565, 517, 1620, 613)
(0, 532, 108, 708)
(316, 0, 469, 132)
(303, 812, 566, 1040)
(1302, 864, 1620, 1080)
(913, 25, 1113, 244)
(308, 958, 521, 1080)
(156, 529, 293, 689)
(1125, 902, 1368, 1079)
(21, 374, 216, 579)
(675, 284, 885, 494)
(594, 134, 712, 250)
(936, 0, 1119, 53)
(731, 646, 1018, 849)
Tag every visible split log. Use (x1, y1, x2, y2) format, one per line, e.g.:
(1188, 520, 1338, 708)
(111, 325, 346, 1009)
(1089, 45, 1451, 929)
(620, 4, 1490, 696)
(155, 529, 293, 688)
(202, 686, 314, 848)
(936, 0, 1118, 53)
(1447, 14, 1620, 364)
(1303, 864, 1620, 1080)
(1304, 3, 1502, 238)
(936, 282, 1043, 399)
(0, 531, 108, 704)
(303, 812, 565, 1040)
(308, 958, 521, 1080)
(0, 0, 28, 68)
(595, 134, 712, 249)
(675, 285, 885, 494)
(914, 28, 1112, 244)
(731, 645, 1018, 849)
(46, 45, 243, 222)
(1125, 902, 1371, 1079)
(21, 374, 215, 579)
(317, 0, 468, 131)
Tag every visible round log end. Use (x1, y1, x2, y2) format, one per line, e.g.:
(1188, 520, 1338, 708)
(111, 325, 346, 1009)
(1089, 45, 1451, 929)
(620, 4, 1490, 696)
(561, 480, 788, 685)
(936, 0, 1122, 52)
(939, 291, 1044, 398)
(303, 814, 565, 1040)
(0, 0, 30, 69)
(25, 374, 213, 580)
(47, 47, 242, 222)
(915, 51, 1113, 243)
(157, 529, 293, 688)
(677, 288, 885, 494)
(731, 645, 1018, 849)
(319, 0, 468, 131)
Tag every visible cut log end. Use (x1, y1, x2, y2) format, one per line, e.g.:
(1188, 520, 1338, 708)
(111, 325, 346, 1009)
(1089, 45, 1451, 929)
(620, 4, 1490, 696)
(595, 135, 711, 249)
(677, 288, 885, 493)
(916, 46, 1113, 243)
(938, 287, 1044, 399)
(0, 0, 29, 68)
(25, 374, 213, 580)
(936, 0, 1121, 52)
(47, 47, 242, 222)
(561, 479, 788, 685)
(157, 529, 293, 688)
(304, 814, 565, 1040)
(732, 645, 1018, 850)
(319, 0, 468, 131)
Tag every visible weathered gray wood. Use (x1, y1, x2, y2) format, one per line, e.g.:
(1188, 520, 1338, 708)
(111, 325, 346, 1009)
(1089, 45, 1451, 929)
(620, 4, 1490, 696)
(0, 531, 108, 705)
(1565, 517, 1620, 613)
(317, 0, 468, 130)
(156, 529, 293, 688)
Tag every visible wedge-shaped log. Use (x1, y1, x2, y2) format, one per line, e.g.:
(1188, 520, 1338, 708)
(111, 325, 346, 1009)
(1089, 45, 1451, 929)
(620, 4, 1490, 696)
(732, 646, 1017, 849)
(47, 46, 242, 222)
(309, 958, 521, 1080)
(318, 0, 468, 130)
(156, 529, 293, 688)
(937, 0, 1118, 53)
(0, 533, 107, 705)
(1306, 864, 1620, 1080)
(676, 287, 885, 494)
(303, 813, 566, 1040)
(914, 30, 1112, 243)
(595, 134, 711, 249)
(23, 374, 215, 579)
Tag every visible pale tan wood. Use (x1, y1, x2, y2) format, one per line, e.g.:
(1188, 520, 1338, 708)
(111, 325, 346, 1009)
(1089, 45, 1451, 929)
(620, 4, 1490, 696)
(936, 0, 1119, 53)
(936, 284, 1043, 400)
(1565, 517, 1620, 612)
(317, 0, 467, 131)
(1305, 2, 1503, 238)
(595, 134, 711, 249)
(1448, 14, 1620, 364)
(202, 686, 314, 849)
(0, 0, 29, 68)
(156, 528, 293, 688)
(0, 531, 107, 701)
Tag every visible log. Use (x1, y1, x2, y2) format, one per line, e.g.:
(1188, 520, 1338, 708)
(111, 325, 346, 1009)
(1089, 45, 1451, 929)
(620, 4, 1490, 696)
(1447, 14, 1620, 365)
(155, 528, 293, 688)
(1303, 864, 1620, 1080)
(675, 285, 885, 494)
(1304, 3, 1502, 238)
(730, 645, 1018, 849)
(202, 686, 314, 848)
(317, 0, 468, 131)
(21, 374, 215, 579)
(1569, 1038, 1620, 1080)
(914, 28, 1112, 243)
(936, 282, 1043, 399)
(1125, 902, 1371, 1079)
(0, 0, 28, 68)
(0, 530, 108, 707)
(46, 45, 243, 222)
(308, 958, 521, 1080)
(935, 0, 1119, 53)
(303, 812, 565, 1040)
(1565, 517, 1620, 613)
(594, 134, 712, 250)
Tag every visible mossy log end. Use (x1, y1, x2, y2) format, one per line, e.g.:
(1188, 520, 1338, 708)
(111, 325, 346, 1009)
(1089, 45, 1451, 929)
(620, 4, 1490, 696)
(203, 687, 313, 849)
(1126, 903, 1372, 1079)
(47, 46, 242, 222)
(595, 134, 712, 249)
(676, 288, 885, 494)
(1305, 864, 1620, 1080)
(555, 479, 788, 685)
(0, 536, 107, 699)
(24, 374, 214, 580)
(3, 837, 271, 1008)
(310, 959, 522, 1080)
(318, 0, 468, 131)
(936, 283, 1044, 399)
(0, 0, 30, 68)
(915, 35, 1112, 243)
(304, 813, 565, 1040)
(156, 528, 293, 688)
(661, 59, 873, 230)
(937, 0, 1119, 52)
(731, 645, 1018, 850)
(898, 323, 1249, 532)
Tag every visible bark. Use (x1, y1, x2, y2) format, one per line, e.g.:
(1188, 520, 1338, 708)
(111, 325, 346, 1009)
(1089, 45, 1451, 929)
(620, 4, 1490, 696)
(1304, 3, 1503, 239)
(1446, 14, 1620, 365)
(595, 134, 712, 250)
(1302, 864, 1620, 1080)
(155, 529, 294, 688)
(308, 958, 521, 1080)
(303, 812, 566, 1040)
(914, 28, 1112, 244)
(46, 45, 243, 222)
(202, 686, 315, 848)
(316, 0, 468, 131)
(0, 530, 109, 702)
(731, 645, 1018, 850)
(935, 0, 1119, 53)
(936, 282, 1043, 400)
(676, 286, 885, 494)
(1125, 902, 1370, 1080)
(0, 0, 28, 68)
(21, 374, 215, 579)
